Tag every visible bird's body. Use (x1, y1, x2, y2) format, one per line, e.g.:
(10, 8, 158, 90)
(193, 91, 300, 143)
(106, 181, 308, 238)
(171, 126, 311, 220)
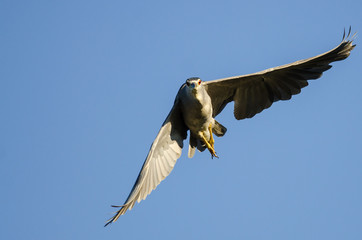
(179, 79, 213, 137)
(178, 78, 220, 157)
(105, 30, 355, 226)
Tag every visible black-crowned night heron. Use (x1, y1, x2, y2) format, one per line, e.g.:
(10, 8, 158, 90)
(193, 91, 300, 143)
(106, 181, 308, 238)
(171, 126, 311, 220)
(105, 30, 355, 226)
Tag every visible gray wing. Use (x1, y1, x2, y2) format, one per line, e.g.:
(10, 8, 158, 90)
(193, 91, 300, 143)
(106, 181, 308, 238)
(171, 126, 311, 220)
(205, 31, 355, 120)
(105, 98, 187, 226)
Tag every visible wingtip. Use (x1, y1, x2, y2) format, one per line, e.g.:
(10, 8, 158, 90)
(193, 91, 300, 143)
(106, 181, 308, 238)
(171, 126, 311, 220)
(342, 27, 346, 41)
(342, 26, 357, 43)
(104, 215, 115, 227)
(111, 204, 125, 208)
(104, 204, 126, 227)
(104, 220, 112, 227)
(104, 212, 122, 227)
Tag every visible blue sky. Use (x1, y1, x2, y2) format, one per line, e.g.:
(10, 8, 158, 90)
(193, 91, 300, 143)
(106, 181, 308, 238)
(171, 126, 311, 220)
(1, 0, 362, 239)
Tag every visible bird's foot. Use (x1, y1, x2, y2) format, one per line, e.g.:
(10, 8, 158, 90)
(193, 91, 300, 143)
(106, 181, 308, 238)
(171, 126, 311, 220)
(208, 123, 215, 148)
(201, 132, 219, 159)
(208, 124, 218, 158)
(209, 148, 219, 159)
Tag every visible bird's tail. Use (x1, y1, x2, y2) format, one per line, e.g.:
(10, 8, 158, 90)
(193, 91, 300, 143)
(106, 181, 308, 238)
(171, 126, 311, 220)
(213, 120, 227, 137)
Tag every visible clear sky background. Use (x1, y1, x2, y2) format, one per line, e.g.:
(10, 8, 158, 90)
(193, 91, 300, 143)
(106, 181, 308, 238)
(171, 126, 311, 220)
(1, 0, 361, 239)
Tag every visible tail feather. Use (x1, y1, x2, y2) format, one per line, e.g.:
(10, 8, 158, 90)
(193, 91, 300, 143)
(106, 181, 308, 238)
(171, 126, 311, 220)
(213, 120, 227, 137)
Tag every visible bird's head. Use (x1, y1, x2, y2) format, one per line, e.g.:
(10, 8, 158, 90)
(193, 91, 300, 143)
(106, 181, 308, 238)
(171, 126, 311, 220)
(186, 77, 202, 92)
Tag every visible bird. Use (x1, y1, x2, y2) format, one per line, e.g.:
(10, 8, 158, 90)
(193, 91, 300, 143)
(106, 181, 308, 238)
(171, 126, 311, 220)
(105, 29, 355, 226)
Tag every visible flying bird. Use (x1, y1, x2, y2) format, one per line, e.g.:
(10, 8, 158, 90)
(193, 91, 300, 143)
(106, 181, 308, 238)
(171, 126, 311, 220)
(105, 29, 355, 226)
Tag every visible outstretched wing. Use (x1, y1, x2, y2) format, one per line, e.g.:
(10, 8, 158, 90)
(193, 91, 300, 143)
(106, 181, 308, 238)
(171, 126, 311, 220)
(105, 98, 187, 226)
(205, 30, 356, 120)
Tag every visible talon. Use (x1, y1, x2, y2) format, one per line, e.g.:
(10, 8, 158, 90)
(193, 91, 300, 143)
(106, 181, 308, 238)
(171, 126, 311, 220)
(208, 146, 218, 158)
(211, 151, 219, 159)
(200, 130, 218, 159)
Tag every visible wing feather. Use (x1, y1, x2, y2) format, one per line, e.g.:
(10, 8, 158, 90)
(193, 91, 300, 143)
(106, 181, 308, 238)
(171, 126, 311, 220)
(157, 156, 167, 178)
(105, 99, 187, 226)
(205, 32, 355, 120)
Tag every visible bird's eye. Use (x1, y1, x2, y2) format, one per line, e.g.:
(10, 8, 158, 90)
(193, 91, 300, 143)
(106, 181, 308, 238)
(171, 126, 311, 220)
(198, 80, 201, 85)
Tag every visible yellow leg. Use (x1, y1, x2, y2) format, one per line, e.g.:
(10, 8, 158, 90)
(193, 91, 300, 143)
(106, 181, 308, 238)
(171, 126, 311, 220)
(201, 131, 218, 159)
(208, 123, 214, 148)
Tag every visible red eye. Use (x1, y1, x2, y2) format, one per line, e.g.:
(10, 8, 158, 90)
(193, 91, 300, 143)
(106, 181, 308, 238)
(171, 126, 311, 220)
(198, 80, 201, 85)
